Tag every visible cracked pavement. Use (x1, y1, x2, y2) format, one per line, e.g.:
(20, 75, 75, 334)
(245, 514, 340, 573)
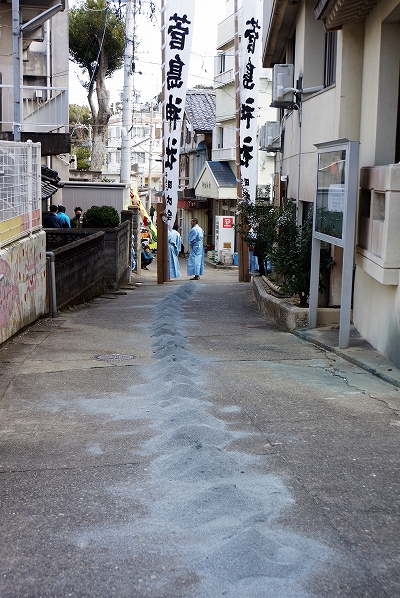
(0, 266, 399, 597)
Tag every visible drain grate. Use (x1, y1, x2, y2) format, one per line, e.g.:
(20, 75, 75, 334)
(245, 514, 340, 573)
(93, 353, 139, 362)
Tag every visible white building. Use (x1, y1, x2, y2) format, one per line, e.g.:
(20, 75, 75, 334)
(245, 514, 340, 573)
(193, 2, 277, 251)
(262, 0, 400, 366)
(104, 105, 163, 210)
(0, 0, 69, 344)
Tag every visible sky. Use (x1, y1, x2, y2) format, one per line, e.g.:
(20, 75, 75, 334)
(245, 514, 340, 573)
(69, 0, 227, 107)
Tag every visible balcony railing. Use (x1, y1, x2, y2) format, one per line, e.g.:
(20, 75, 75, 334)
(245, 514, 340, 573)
(0, 85, 69, 134)
(212, 147, 237, 161)
(214, 69, 235, 88)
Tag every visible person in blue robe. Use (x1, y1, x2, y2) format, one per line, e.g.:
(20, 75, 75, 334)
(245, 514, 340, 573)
(168, 224, 181, 281)
(187, 218, 204, 280)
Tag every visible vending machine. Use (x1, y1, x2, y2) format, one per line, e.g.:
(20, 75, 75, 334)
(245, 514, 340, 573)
(215, 216, 235, 264)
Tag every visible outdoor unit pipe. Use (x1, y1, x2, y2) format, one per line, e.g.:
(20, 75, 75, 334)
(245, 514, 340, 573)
(46, 251, 58, 318)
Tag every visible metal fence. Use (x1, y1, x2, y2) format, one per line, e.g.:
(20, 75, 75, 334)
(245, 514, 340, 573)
(0, 140, 42, 248)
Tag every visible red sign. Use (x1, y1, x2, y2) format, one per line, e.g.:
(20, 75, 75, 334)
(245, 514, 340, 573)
(222, 217, 234, 228)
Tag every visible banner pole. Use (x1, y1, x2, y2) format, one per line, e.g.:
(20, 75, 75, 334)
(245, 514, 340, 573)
(234, 0, 249, 282)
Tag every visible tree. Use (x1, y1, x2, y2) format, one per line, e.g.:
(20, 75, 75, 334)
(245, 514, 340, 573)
(69, 0, 125, 172)
(69, 104, 92, 140)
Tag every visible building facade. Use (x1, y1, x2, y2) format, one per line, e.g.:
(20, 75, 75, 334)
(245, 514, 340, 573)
(0, 0, 69, 344)
(104, 104, 163, 211)
(262, 0, 400, 365)
(176, 89, 216, 250)
(193, 3, 276, 256)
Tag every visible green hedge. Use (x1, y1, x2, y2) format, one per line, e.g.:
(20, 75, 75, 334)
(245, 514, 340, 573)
(82, 205, 120, 228)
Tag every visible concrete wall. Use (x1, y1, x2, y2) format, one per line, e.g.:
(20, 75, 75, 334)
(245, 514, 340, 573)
(354, 268, 400, 368)
(46, 220, 131, 291)
(359, 1, 400, 167)
(0, 232, 47, 344)
(50, 232, 106, 309)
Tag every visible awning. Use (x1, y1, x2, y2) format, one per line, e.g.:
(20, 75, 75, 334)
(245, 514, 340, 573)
(194, 161, 236, 200)
(41, 164, 63, 201)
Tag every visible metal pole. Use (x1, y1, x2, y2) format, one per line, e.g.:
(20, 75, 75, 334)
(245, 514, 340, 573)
(27, 141, 33, 235)
(120, 0, 134, 183)
(46, 252, 58, 318)
(12, 0, 21, 141)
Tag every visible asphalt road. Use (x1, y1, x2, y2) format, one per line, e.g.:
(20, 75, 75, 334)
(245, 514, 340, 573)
(1, 265, 399, 597)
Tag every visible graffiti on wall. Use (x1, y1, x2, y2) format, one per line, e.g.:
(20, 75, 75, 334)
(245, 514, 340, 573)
(0, 232, 47, 342)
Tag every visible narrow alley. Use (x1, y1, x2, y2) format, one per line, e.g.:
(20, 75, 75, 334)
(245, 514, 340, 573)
(1, 266, 399, 598)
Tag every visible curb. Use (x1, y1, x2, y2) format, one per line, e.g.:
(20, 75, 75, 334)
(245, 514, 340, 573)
(293, 329, 400, 388)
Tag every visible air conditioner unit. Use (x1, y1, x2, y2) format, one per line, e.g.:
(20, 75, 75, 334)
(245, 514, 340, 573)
(271, 64, 296, 108)
(259, 122, 281, 152)
(266, 121, 281, 151)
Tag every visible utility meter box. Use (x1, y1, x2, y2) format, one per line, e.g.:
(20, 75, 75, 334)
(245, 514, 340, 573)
(215, 216, 235, 263)
(272, 64, 295, 107)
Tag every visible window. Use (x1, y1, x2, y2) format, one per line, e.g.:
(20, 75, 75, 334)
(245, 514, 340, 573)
(218, 53, 226, 74)
(324, 31, 337, 87)
(131, 152, 145, 164)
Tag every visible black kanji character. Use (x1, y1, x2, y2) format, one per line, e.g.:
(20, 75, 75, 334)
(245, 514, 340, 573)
(165, 94, 182, 129)
(168, 13, 191, 50)
(240, 136, 253, 168)
(243, 58, 256, 90)
(244, 18, 260, 54)
(166, 209, 173, 221)
(165, 137, 178, 170)
(167, 55, 185, 90)
(241, 98, 255, 129)
(166, 195, 173, 206)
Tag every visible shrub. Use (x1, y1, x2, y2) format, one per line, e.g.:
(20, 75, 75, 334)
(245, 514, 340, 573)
(72, 146, 91, 171)
(236, 194, 334, 305)
(82, 205, 120, 228)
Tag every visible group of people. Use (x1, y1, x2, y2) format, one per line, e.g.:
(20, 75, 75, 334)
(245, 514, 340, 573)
(140, 217, 204, 281)
(42, 205, 83, 229)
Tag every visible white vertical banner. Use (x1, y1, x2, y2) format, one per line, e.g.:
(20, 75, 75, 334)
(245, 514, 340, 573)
(239, 0, 263, 204)
(163, 1, 195, 228)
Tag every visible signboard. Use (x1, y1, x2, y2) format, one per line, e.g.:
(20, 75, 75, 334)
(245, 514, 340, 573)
(222, 217, 234, 228)
(309, 139, 359, 349)
(314, 149, 346, 242)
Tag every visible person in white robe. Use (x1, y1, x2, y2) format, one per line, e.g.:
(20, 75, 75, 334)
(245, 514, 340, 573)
(187, 218, 204, 280)
(168, 224, 181, 281)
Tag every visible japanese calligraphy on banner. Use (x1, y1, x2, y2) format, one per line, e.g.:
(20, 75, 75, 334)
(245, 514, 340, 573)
(163, 1, 195, 228)
(239, 0, 262, 204)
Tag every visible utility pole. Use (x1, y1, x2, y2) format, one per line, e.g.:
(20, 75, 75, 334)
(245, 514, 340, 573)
(147, 104, 154, 212)
(12, 0, 22, 141)
(120, 0, 134, 184)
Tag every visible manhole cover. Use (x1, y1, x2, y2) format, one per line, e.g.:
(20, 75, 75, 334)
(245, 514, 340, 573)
(93, 354, 139, 362)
